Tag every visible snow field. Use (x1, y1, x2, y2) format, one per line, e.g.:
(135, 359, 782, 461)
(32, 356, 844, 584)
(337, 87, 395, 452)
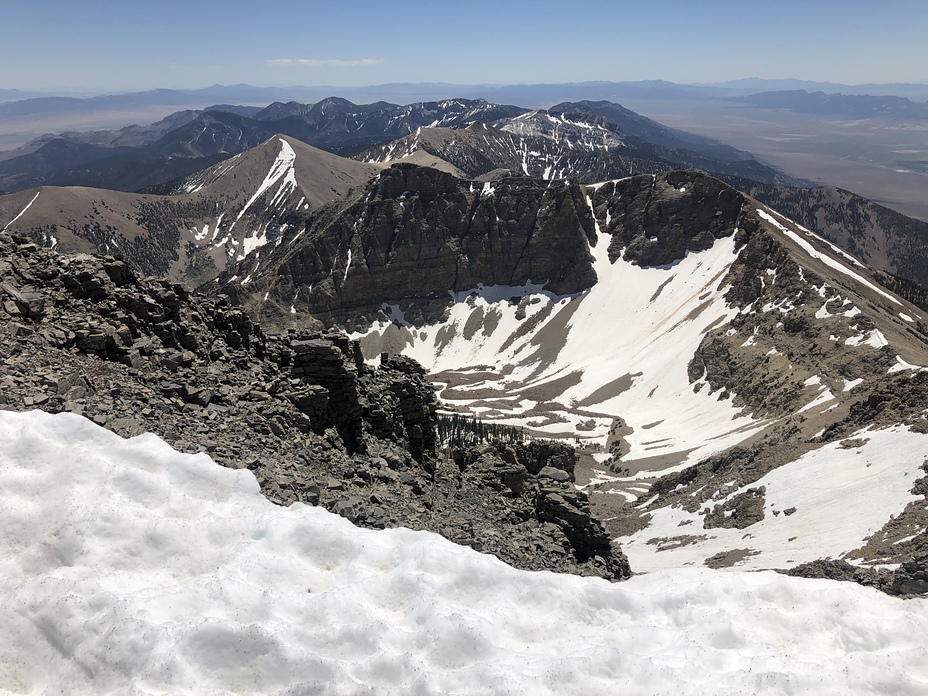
(360, 230, 766, 468)
(622, 424, 928, 572)
(555, 231, 766, 463)
(2, 410, 928, 695)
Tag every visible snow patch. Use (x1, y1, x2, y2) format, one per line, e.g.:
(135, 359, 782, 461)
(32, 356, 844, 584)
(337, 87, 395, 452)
(888, 356, 922, 374)
(845, 330, 888, 349)
(238, 227, 269, 260)
(758, 210, 901, 306)
(797, 388, 836, 414)
(2, 190, 40, 232)
(343, 248, 353, 282)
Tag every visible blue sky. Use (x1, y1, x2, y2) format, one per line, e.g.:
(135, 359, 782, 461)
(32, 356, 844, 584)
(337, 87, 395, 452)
(2, 0, 926, 92)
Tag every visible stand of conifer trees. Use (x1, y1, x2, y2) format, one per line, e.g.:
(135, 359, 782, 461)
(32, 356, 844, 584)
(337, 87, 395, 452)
(436, 413, 527, 449)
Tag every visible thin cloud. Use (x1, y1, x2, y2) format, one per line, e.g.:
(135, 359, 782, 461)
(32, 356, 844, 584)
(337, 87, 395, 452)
(267, 58, 384, 68)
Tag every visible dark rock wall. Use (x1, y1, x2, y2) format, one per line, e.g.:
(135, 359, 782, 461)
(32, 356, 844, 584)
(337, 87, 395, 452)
(589, 171, 746, 267)
(237, 164, 598, 328)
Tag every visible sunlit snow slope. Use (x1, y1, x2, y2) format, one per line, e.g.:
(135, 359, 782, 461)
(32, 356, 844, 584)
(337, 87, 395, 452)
(2, 409, 927, 695)
(356, 218, 763, 470)
(623, 424, 928, 571)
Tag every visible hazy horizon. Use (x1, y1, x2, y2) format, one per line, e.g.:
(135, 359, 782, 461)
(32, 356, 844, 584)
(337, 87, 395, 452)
(3, 0, 926, 93)
(5, 76, 928, 101)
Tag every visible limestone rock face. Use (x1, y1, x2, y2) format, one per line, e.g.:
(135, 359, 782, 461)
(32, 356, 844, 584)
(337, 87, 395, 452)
(232, 163, 598, 329)
(450, 440, 630, 578)
(362, 353, 438, 465)
(589, 170, 746, 267)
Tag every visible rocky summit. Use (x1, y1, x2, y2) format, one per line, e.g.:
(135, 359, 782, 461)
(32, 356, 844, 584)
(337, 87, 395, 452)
(0, 231, 630, 581)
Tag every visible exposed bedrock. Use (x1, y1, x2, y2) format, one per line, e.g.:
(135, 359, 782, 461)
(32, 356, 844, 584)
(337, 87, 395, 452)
(250, 164, 598, 329)
(589, 170, 747, 267)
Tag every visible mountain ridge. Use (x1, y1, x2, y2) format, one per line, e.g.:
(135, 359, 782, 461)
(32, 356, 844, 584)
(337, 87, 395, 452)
(0, 96, 798, 197)
(0, 135, 381, 282)
(730, 89, 928, 120)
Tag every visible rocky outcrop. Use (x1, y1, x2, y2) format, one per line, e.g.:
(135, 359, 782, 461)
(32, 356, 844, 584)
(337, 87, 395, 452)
(228, 163, 599, 329)
(363, 354, 438, 464)
(535, 481, 617, 564)
(646, 443, 784, 518)
(588, 171, 746, 267)
(450, 440, 629, 577)
(820, 371, 928, 439)
(703, 487, 766, 529)
(786, 554, 928, 598)
(0, 231, 629, 581)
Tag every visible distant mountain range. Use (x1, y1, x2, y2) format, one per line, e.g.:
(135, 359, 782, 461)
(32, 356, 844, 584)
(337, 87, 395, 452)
(3, 93, 928, 294)
(729, 90, 928, 120)
(0, 95, 810, 286)
(3, 79, 928, 112)
(357, 101, 793, 186)
(0, 96, 801, 197)
(705, 78, 928, 99)
(0, 88, 58, 103)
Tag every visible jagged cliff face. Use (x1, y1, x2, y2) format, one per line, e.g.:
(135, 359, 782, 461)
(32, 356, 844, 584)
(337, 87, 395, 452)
(589, 170, 746, 266)
(230, 163, 598, 329)
(231, 167, 749, 329)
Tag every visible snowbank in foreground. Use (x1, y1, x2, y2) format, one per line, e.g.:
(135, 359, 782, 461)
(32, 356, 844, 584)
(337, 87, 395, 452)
(1, 410, 926, 695)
